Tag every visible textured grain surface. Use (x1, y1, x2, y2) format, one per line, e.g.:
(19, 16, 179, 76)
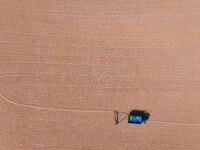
(1, 0, 200, 149)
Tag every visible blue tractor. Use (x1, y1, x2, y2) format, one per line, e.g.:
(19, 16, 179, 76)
(128, 110, 150, 124)
(114, 110, 150, 125)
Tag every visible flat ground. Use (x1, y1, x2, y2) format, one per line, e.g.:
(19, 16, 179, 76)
(0, 0, 200, 149)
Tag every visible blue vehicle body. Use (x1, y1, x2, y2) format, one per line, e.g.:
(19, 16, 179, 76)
(128, 114, 143, 124)
(127, 110, 150, 124)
